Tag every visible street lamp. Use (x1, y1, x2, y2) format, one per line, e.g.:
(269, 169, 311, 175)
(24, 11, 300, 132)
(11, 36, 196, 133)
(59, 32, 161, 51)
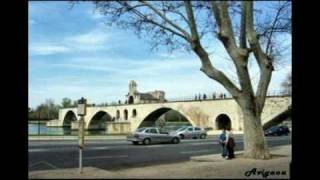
(77, 97, 87, 174)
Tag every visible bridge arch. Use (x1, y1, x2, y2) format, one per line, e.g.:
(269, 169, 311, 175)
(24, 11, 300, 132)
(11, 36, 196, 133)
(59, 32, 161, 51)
(215, 114, 232, 130)
(63, 110, 77, 127)
(138, 107, 194, 130)
(87, 111, 112, 130)
(116, 110, 120, 120)
(132, 109, 137, 118)
(128, 96, 134, 104)
(124, 109, 128, 120)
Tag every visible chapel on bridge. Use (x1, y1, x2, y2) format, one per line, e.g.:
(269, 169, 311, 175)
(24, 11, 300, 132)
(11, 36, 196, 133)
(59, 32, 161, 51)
(126, 80, 166, 104)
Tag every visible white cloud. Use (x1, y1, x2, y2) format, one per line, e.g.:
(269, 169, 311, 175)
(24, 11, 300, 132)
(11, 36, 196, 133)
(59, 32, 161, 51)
(30, 26, 112, 56)
(29, 44, 71, 55)
(90, 11, 105, 20)
(65, 29, 109, 46)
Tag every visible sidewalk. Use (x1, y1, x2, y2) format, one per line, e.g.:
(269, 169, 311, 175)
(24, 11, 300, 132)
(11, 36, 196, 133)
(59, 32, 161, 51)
(29, 145, 291, 179)
(207, 130, 243, 135)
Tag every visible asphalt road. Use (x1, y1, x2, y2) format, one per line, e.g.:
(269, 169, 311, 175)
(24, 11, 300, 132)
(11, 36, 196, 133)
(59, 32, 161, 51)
(29, 134, 291, 172)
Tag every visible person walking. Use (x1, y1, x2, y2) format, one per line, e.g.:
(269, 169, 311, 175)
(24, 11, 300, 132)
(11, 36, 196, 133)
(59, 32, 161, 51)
(218, 129, 227, 158)
(203, 94, 207, 100)
(225, 129, 235, 159)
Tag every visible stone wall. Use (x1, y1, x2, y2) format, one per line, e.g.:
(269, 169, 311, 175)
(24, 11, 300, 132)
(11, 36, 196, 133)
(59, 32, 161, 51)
(107, 122, 131, 134)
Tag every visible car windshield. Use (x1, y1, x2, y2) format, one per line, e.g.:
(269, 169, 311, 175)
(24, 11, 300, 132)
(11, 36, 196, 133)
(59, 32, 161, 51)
(159, 129, 169, 134)
(268, 126, 279, 131)
(176, 127, 188, 131)
(136, 128, 146, 132)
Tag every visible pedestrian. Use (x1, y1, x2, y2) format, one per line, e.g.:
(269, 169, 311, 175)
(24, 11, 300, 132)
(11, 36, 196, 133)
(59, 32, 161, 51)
(203, 94, 207, 100)
(218, 129, 227, 158)
(225, 128, 235, 159)
(224, 93, 226, 99)
(195, 94, 197, 101)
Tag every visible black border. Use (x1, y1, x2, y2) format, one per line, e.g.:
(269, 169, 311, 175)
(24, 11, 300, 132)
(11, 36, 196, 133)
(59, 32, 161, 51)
(3, 0, 28, 179)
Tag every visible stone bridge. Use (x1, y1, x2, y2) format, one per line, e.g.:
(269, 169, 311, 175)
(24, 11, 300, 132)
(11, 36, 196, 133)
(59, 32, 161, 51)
(47, 96, 291, 134)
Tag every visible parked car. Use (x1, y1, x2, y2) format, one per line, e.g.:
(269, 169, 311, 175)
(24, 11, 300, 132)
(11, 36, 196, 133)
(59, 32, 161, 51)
(171, 126, 207, 139)
(127, 127, 180, 145)
(264, 125, 290, 136)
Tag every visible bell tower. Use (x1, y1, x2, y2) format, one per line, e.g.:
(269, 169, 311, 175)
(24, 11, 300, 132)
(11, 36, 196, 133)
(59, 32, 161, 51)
(129, 80, 137, 93)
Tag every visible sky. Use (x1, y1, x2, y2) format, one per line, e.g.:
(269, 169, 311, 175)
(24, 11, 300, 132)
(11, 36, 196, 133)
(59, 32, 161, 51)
(28, 1, 292, 109)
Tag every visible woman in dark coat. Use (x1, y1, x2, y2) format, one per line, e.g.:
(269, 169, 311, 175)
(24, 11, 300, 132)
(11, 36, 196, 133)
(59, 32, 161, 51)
(225, 129, 235, 159)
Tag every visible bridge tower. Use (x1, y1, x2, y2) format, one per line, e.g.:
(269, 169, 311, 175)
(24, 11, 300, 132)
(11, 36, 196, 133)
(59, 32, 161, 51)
(128, 80, 137, 104)
(129, 80, 137, 93)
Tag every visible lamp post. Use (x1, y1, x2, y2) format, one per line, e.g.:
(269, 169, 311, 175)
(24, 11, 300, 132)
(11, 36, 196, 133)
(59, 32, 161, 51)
(77, 97, 86, 174)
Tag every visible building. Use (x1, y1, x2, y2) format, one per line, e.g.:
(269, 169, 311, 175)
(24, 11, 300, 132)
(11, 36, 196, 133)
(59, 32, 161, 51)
(126, 80, 166, 104)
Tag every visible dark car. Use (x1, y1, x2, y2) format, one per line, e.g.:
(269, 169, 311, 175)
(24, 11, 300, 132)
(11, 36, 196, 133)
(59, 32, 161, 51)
(264, 125, 290, 136)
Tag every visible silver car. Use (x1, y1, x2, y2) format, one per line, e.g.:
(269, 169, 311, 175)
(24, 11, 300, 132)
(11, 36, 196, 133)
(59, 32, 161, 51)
(127, 127, 180, 145)
(172, 126, 207, 139)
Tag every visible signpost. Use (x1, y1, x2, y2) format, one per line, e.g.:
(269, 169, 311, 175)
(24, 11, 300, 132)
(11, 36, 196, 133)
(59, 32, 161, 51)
(77, 97, 86, 174)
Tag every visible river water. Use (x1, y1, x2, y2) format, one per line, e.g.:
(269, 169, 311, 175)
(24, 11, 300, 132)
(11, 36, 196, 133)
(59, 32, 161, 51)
(28, 121, 190, 136)
(28, 122, 107, 136)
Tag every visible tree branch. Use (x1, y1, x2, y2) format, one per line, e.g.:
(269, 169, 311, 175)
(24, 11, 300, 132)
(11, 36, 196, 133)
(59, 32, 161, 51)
(184, 1, 199, 42)
(118, 1, 189, 41)
(139, 1, 192, 41)
(239, 2, 247, 49)
(265, 2, 286, 55)
(211, 1, 254, 97)
(245, 1, 274, 114)
(183, 1, 241, 98)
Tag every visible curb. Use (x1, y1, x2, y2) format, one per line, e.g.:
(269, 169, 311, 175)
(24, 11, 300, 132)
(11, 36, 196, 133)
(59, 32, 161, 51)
(190, 151, 244, 162)
(28, 136, 126, 141)
(190, 145, 291, 162)
(207, 131, 243, 135)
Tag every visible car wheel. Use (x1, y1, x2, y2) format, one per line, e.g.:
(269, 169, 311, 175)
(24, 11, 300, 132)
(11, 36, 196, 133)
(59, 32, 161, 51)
(200, 134, 206, 139)
(172, 137, 180, 144)
(132, 141, 139, 145)
(143, 138, 151, 145)
(179, 134, 184, 139)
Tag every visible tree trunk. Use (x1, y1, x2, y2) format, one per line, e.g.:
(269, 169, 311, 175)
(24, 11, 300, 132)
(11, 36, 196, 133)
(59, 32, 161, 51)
(241, 103, 270, 159)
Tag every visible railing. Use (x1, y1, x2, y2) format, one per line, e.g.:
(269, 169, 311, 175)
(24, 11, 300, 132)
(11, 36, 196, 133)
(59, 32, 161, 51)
(167, 90, 291, 103)
(266, 89, 292, 97)
(60, 90, 291, 109)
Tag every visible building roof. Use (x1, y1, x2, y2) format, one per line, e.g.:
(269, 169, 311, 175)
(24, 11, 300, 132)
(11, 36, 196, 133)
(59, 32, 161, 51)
(138, 93, 158, 100)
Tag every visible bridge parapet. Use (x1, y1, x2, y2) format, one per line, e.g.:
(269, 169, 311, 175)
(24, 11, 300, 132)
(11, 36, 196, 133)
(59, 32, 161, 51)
(56, 96, 291, 134)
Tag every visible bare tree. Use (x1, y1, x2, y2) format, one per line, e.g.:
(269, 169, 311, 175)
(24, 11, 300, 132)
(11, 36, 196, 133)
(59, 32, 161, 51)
(76, 1, 291, 159)
(281, 71, 292, 95)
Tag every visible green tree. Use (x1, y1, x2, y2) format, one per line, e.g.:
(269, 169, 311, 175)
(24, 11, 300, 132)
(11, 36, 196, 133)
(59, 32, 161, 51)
(61, 98, 72, 108)
(83, 1, 291, 159)
(155, 118, 166, 128)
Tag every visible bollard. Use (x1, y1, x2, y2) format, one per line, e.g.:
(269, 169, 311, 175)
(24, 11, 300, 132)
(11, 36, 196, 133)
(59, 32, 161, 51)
(77, 97, 87, 174)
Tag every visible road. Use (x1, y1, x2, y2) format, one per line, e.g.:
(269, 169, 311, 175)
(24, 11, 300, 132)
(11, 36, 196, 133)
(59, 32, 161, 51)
(29, 135, 291, 172)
